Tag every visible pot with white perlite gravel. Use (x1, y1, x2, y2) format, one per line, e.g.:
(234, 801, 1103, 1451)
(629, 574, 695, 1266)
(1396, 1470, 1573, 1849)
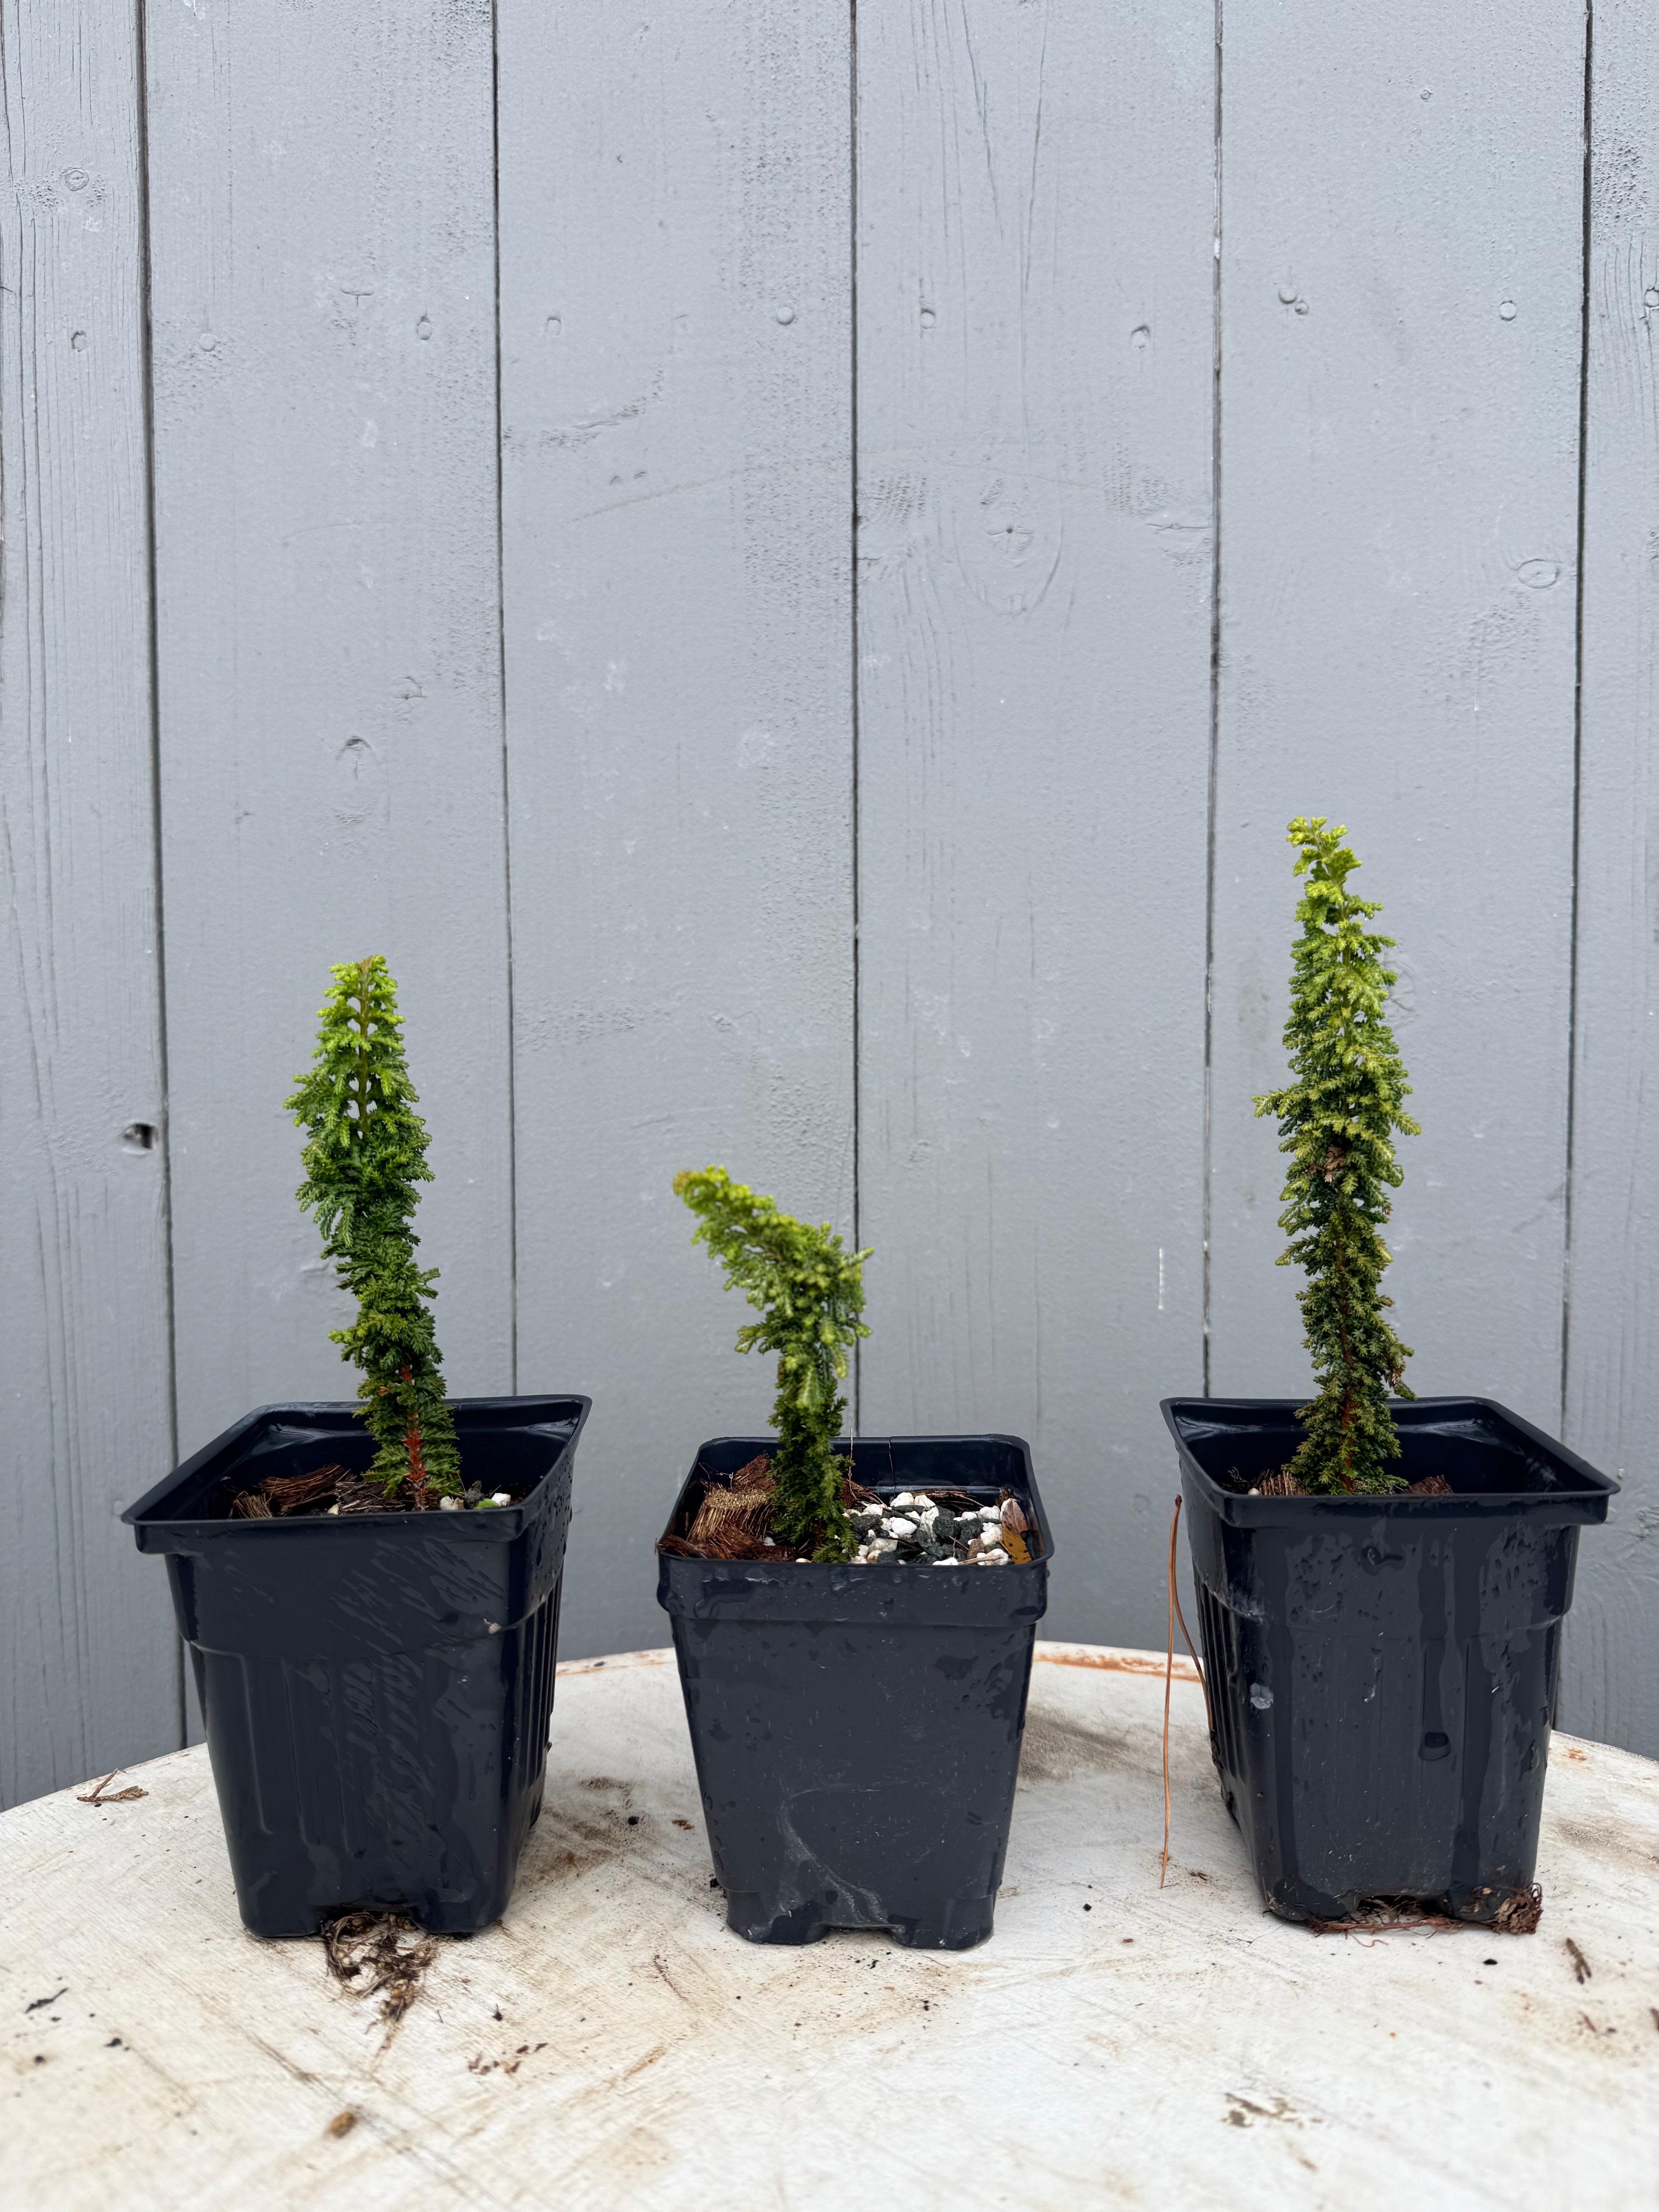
(656, 1167, 1051, 1948)
(658, 1432, 1052, 1948)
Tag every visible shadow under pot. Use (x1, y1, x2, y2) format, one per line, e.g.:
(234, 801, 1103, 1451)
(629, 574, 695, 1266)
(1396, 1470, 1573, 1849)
(1162, 1396, 1618, 1929)
(124, 1394, 590, 1938)
(657, 1434, 1051, 1949)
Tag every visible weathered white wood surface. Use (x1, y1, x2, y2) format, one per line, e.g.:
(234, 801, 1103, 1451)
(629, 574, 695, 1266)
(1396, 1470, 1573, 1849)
(854, 0, 1216, 1657)
(1208, 4, 1585, 1432)
(0, 0, 179, 1803)
(1559, 0, 1659, 1761)
(496, 1, 855, 1662)
(144, 0, 515, 1462)
(5, 1644, 1656, 2211)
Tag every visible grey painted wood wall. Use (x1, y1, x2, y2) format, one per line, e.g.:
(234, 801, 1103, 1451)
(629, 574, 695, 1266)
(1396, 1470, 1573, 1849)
(3, 0, 1655, 1808)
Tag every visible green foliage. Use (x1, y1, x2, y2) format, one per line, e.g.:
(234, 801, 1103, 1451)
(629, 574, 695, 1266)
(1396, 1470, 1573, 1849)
(287, 956, 460, 1504)
(1253, 819, 1420, 1495)
(673, 1166, 870, 1562)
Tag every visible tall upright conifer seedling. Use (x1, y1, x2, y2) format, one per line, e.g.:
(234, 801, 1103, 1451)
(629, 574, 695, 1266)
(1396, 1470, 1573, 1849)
(287, 956, 460, 1506)
(674, 1166, 869, 1562)
(1254, 819, 1420, 1494)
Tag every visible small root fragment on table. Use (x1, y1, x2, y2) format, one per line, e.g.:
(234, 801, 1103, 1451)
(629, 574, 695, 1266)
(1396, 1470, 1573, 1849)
(77, 1771, 148, 1805)
(323, 1911, 438, 2040)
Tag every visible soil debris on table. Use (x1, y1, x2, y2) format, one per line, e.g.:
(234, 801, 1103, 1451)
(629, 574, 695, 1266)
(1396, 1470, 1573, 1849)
(1306, 1882, 1543, 1937)
(322, 1911, 438, 2035)
(1492, 1885, 1544, 1936)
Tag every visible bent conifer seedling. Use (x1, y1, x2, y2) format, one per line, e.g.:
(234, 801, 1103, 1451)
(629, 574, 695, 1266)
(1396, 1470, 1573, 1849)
(658, 1177, 1051, 1947)
(1253, 817, 1420, 1494)
(673, 1166, 870, 1562)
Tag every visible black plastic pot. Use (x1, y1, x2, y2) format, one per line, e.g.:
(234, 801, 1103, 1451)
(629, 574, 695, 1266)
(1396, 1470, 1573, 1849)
(657, 1434, 1050, 1949)
(124, 1394, 589, 1937)
(1162, 1396, 1618, 1926)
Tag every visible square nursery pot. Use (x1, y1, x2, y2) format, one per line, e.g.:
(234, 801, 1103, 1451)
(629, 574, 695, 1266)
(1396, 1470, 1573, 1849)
(657, 1434, 1051, 1951)
(124, 1394, 590, 1937)
(1162, 1396, 1618, 1928)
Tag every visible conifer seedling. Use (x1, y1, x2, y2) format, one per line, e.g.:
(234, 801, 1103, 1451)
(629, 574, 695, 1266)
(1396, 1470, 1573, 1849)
(1254, 819, 1420, 1494)
(287, 956, 461, 1506)
(674, 1166, 870, 1562)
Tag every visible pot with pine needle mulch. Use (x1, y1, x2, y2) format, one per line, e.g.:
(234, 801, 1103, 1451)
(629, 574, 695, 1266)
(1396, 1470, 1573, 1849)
(124, 957, 590, 1937)
(1163, 820, 1616, 1931)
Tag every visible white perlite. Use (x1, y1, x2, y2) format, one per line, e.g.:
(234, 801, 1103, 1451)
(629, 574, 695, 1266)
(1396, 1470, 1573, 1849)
(848, 1493, 1026, 1567)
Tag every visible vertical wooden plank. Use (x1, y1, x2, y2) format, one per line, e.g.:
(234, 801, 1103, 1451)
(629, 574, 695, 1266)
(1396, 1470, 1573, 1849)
(498, 3, 855, 1659)
(855, 0, 1217, 1653)
(146, 0, 513, 1460)
(1209, 9, 1585, 1445)
(1561, 0, 1659, 1758)
(0, 0, 178, 1804)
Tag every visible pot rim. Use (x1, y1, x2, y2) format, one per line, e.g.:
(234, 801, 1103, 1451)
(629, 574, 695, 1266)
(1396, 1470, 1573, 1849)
(657, 1429, 1054, 1585)
(1161, 1393, 1618, 1523)
(122, 1393, 592, 1539)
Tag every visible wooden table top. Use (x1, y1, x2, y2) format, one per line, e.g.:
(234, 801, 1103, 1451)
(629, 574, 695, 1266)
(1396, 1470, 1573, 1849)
(5, 1643, 1656, 2210)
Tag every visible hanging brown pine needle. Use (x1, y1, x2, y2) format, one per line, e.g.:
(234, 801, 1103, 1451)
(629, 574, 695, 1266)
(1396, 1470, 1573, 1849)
(1162, 1498, 1179, 1886)
(1168, 1507, 1212, 1740)
(1161, 1493, 1213, 1885)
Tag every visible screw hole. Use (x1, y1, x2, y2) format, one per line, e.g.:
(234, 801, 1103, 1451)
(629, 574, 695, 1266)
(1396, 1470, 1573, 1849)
(120, 1123, 158, 1153)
